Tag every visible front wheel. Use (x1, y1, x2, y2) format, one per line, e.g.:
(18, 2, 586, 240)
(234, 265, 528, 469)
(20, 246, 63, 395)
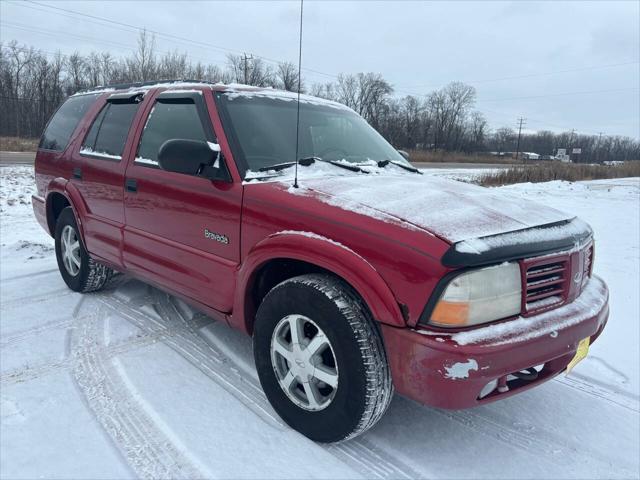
(253, 273, 393, 442)
(54, 206, 113, 293)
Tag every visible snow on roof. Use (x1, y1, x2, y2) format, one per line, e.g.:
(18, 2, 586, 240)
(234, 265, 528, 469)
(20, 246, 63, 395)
(72, 81, 349, 110)
(72, 81, 217, 97)
(222, 88, 353, 111)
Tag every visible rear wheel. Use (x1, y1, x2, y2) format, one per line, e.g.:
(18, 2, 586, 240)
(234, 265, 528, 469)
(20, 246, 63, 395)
(253, 273, 393, 442)
(54, 207, 113, 292)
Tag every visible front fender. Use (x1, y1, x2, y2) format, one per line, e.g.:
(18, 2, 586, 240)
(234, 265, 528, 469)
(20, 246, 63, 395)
(232, 230, 406, 333)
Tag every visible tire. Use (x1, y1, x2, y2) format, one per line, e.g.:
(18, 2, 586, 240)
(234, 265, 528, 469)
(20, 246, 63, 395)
(54, 206, 113, 293)
(253, 273, 393, 442)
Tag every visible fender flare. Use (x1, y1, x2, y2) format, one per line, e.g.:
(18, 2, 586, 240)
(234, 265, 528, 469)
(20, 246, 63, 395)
(232, 230, 405, 333)
(45, 178, 89, 244)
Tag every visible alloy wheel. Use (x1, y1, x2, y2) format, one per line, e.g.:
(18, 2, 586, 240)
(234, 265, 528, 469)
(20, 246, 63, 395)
(60, 225, 81, 277)
(270, 314, 339, 411)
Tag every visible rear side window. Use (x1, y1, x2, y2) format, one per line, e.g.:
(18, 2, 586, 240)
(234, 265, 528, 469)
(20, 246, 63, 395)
(136, 101, 208, 166)
(39, 94, 98, 151)
(80, 102, 139, 160)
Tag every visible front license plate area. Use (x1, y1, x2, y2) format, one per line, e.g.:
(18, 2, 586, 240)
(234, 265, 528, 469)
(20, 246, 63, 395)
(566, 337, 590, 374)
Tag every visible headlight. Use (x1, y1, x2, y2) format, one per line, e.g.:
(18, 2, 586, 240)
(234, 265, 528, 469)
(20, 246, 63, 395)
(430, 262, 522, 327)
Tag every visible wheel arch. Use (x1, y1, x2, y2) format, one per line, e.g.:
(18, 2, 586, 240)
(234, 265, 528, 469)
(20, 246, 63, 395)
(45, 178, 89, 244)
(232, 231, 406, 335)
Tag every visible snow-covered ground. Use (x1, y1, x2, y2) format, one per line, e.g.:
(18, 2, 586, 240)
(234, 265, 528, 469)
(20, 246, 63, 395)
(1, 164, 638, 479)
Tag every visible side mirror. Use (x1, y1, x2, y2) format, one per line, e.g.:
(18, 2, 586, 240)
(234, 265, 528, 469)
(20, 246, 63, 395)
(158, 139, 230, 182)
(397, 149, 410, 161)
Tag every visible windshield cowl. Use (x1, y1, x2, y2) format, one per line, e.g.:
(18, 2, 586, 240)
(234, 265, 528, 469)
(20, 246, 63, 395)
(243, 158, 420, 183)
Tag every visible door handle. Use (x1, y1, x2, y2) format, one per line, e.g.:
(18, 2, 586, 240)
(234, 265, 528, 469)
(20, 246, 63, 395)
(73, 167, 82, 180)
(125, 178, 138, 192)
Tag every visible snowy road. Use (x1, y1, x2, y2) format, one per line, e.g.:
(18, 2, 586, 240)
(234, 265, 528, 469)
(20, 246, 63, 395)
(1, 165, 639, 479)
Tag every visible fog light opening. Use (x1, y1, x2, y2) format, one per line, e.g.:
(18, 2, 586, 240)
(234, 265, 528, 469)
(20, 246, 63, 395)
(478, 379, 499, 399)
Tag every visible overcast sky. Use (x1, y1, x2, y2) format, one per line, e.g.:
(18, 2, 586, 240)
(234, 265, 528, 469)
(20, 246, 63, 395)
(1, 0, 639, 138)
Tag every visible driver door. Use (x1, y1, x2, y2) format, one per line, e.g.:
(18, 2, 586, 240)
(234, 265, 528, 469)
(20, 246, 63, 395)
(123, 90, 241, 312)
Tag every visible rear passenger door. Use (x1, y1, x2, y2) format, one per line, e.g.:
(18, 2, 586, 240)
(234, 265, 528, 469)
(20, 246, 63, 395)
(72, 92, 147, 268)
(122, 90, 242, 313)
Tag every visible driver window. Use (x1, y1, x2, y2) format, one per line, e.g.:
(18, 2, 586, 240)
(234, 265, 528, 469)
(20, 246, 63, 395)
(136, 101, 208, 167)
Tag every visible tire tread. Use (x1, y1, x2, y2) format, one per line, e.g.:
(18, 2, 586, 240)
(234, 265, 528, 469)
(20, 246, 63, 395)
(275, 273, 394, 441)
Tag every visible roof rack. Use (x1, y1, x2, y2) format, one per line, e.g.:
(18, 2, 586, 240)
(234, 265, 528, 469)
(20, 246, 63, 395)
(76, 79, 218, 94)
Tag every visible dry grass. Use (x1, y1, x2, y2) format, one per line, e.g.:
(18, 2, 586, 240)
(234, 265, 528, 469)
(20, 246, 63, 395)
(408, 150, 521, 164)
(0, 137, 39, 152)
(478, 161, 640, 186)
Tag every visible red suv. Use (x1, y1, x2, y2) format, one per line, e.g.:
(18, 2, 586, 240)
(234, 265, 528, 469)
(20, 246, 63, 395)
(33, 81, 609, 442)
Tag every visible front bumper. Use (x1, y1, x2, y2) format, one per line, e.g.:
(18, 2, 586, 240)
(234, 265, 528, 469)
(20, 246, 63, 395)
(381, 275, 609, 409)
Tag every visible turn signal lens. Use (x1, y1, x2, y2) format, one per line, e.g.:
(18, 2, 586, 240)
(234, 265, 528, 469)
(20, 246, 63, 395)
(430, 262, 522, 327)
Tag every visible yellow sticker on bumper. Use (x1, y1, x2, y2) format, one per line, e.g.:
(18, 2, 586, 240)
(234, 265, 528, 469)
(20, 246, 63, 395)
(566, 337, 590, 374)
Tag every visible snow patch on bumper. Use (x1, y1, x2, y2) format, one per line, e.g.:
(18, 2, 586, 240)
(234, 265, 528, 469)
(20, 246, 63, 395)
(450, 275, 608, 346)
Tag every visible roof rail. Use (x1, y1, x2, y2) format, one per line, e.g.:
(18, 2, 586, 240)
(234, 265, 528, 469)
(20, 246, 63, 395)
(76, 79, 218, 94)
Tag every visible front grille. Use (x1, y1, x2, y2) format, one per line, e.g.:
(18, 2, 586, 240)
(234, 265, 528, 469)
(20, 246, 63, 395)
(582, 245, 593, 289)
(524, 260, 567, 312)
(521, 241, 593, 316)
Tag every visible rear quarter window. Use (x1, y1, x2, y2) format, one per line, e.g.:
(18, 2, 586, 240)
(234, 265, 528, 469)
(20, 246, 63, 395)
(39, 94, 99, 152)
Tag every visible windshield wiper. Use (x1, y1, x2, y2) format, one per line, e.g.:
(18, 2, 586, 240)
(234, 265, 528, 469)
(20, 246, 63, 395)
(377, 159, 422, 174)
(259, 156, 367, 174)
(305, 156, 367, 173)
(258, 157, 316, 172)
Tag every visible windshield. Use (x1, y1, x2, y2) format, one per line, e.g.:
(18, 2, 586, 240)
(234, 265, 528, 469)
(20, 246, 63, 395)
(217, 92, 407, 176)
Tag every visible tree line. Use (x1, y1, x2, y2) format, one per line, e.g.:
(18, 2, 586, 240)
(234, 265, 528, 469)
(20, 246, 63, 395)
(1, 35, 638, 162)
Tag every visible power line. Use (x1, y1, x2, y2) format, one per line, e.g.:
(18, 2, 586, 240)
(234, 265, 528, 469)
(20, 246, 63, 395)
(397, 60, 639, 90)
(0, 21, 229, 66)
(568, 129, 577, 162)
(21, 0, 339, 80)
(476, 87, 639, 103)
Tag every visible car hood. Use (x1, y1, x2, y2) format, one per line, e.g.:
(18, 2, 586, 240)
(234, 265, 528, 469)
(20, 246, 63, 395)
(290, 173, 573, 243)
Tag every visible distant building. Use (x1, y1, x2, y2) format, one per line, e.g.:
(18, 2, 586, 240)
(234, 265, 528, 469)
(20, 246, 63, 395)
(556, 149, 571, 163)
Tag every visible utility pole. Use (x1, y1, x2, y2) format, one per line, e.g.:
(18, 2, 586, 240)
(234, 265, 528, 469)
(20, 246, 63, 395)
(596, 132, 604, 164)
(515, 117, 526, 162)
(241, 53, 254, 85)
(568, 129, 576, 163)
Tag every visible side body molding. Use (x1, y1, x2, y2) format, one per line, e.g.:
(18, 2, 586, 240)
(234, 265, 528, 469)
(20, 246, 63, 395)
(231, 231, 406, 334)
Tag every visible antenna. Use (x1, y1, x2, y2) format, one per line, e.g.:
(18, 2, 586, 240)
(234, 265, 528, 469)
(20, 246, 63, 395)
(293, 0, 304, 189)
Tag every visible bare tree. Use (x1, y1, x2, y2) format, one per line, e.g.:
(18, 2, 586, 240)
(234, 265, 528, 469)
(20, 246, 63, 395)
(494, 127, 515, 153)
(131, 30, 156, 81)
(468, 111, 488, 151)
(1, 38, 639, 162)
(276, 61, 302, 91)
(226, 54, 274, 87)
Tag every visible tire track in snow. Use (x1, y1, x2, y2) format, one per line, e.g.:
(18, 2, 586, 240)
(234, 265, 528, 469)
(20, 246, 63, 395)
(93, 284, 421, 480)
(556, 375, 639, 413)
(430, 399, 637, 473)
(0, 319, 166, 385)
(1, 267, 58, 283)
(69, 300, 207, 480)
(1, 318, 72, 347)
(99, 292, 285, 431)
(157, 293, 422, 480)
(86, 280, 638, 479)
(1, 287, 73, 310)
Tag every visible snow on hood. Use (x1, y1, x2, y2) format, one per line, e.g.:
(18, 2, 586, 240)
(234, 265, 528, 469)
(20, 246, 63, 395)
(284, 171, 572, 243)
